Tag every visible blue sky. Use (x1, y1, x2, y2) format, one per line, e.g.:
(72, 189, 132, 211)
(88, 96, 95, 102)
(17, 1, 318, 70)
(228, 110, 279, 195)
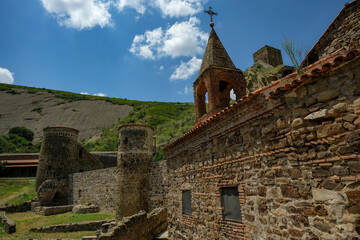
(0, 0, 350, 102)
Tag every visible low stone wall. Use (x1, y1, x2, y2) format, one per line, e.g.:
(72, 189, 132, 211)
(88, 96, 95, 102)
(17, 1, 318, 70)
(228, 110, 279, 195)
(0, 200, 31, 213)
(34, 205, 73, 216)
(69, 167, 116, 213)
(30, 220, 112, 233)
(99, 208, 167, 240)
(147, 160, 168, 211)
(0, 211, 16, 234)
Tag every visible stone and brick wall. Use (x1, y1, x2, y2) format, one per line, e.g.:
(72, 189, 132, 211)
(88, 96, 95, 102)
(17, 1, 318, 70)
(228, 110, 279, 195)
(304, 1, 360, 66)
(69, 167, 116, 213)
(164, 54, 360, 239)
(147, 160, 168, 211)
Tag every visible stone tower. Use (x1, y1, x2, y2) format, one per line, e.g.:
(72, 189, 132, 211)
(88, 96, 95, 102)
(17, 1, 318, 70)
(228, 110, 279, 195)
(253, 45, 283, 67)
(193, 28, 246, 125)
(116, 124, 154, 220)
(36, 126, 103, 206)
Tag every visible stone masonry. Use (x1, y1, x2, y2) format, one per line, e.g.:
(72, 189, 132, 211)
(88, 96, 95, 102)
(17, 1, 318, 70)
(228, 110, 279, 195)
(253, 45, 283, 68)
(36, 126, 103, 206)
(303, 0, 360, 66)
(69, 167, 117, 213)
(164, 51, 360, 239)
(115, 124, 154, 220)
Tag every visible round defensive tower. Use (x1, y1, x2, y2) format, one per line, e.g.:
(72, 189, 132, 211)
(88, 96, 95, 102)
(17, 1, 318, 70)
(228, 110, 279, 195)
(115, 124, 154, 220)
(35, 127, 79, 206)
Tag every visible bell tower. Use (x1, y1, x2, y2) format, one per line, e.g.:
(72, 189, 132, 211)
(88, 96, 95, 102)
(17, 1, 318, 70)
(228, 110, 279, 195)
(194, 8, 246, 125)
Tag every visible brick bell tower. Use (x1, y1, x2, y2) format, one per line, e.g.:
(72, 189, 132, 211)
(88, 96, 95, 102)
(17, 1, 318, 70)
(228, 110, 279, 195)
(194, 8, 246, 125)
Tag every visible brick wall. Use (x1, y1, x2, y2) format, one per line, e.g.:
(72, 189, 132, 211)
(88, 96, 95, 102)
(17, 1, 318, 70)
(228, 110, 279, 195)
(164, 55, 360, 239)
(68, 167, 116, 213)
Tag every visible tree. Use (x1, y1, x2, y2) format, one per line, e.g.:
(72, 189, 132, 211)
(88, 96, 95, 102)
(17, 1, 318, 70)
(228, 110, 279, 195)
(9, 126, 34, 142)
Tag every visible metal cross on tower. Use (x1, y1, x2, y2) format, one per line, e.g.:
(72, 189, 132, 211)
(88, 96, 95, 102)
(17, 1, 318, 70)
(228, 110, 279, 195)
(204, 6, 218, 28)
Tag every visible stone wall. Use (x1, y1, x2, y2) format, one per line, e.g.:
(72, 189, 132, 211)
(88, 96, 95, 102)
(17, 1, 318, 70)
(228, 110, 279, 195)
(69, 167, 116, 213)
(164, 54, 360, 239)
(99, 208, 167, 240)
(147, 160, 168, 211)
(304, 1, 360, 66)
(91, 152, 117, 168)
(30, 220, 111, 233)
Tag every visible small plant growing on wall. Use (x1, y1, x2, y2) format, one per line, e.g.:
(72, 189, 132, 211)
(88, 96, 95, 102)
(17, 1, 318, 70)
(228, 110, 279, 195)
(281, 37, 308, 74)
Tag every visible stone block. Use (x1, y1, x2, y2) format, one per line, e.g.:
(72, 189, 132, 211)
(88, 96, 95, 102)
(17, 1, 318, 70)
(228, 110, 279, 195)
(73, 204, 100, 214)
(312, 168, 331, 178)
(348, 161, 360, 173)
(280, 184, 300, 198)
(332, 102, 348, 112)
(313, 221, 331, 233)
(312, 188, 345, 202)
(316, 90, 339, 102)
(346, 190, 360, 204)
(291, 118, 304, 128)
(343, 114, 357, 122)
(305, 109, 329, 120)
(0, 211, 16, 234)
(34, 205, 73, 216)
(331, 166, 349, 176)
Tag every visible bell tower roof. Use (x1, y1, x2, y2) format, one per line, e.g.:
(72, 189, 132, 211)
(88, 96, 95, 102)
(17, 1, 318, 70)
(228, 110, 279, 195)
(197, 28, 237, 77)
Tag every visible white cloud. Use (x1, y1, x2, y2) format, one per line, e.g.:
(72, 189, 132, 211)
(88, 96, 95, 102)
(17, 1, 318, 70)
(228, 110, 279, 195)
(159, 65, 164, 70)
(93, 92, 106, 96)
(41, 0, 112, 30)
(130, 17, 207, 59)
(115, 0, 146, 14)
(153, 0, 205, 18)
(0, 67, 14, 84)
(177, 85, 192, 95)
(80, 92, 106, 96)
(170, 57, 201, 80)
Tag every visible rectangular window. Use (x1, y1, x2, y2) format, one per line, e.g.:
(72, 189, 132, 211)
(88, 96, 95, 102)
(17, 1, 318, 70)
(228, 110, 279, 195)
(221, 187, 242, 222)
(182, 190, 192, 215)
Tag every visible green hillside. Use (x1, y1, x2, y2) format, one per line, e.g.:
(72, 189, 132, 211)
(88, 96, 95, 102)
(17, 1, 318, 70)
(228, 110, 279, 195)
(0, 83, 196, 153)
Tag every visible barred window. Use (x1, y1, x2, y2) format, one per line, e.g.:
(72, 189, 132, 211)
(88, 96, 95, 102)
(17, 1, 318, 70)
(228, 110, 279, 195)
(221, 187, 242, 222)
(182, 190, 192, 215)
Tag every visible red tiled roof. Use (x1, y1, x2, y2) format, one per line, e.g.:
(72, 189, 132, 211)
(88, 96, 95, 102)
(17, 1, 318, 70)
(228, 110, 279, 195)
(163, 48, 360, 151)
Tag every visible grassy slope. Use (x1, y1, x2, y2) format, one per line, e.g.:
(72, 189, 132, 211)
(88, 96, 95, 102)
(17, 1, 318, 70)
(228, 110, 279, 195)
(0, 211, 115, 240)
(0, 178, 36, 206)
(0, 83, 196, 151)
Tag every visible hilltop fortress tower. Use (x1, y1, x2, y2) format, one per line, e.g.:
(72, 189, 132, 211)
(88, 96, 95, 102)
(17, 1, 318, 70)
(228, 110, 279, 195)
(115, 124, 154, 219)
